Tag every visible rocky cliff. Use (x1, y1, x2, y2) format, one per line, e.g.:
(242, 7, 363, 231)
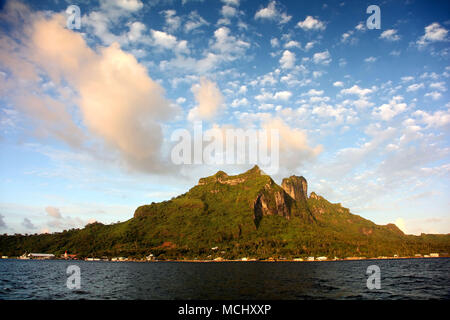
(281, 175, 308, 201)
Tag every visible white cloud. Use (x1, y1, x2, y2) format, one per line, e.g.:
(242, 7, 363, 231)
(406, 83, 424, 92)
(188, 78, 224, 120)
(351, 98, 374, 109)
(380, 29, 400, 41)
(280, 50, 296, 69)
(424, 91, 442, 100)
(211, 26, 250, 61)
(261, 118, 322, 172)
(313, 50, 331, 65)
(273, 91, 292, 101)
(372, 96, 407, 121)
(254, 1, 291, 24)
(270, 38, 279, 48)
(364, 56, 377, 63)
(401, 76, 414, 82)
(231, 97, 249, 108)
(176, 97, 186, 104)
(417, 22, 448, 47)
(341, 85, 373, 97)
(303, 89, 324, 96)
(413, 108, 450, 127)
(109, 0, 143, 11)
(151, 29, 177, 48)
(304, 41, 316, 51)
(429, 82, 446, 92)
(222, 0, 239, 5)
(340, 22, 366, 44)
(238, 85, 247, 94)
(184, 11, 208, 33)
(297, 16, 326, 31)
(255, 90, 292, 102)
(284, 40, 301, 49)
(161, 9, 181, 33)
(333, 81, 344, 87)
(221, 5, 237, 18)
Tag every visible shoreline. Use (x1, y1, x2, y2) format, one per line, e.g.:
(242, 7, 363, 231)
(2, 256, 447, 263)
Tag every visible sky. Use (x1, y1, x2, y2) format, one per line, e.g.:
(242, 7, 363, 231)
(0, 0, 449, 235)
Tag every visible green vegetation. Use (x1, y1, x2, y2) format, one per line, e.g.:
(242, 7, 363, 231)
(1, 166, 449, 260)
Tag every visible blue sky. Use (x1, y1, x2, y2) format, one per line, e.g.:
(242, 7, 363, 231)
(0, 0, 449, 235)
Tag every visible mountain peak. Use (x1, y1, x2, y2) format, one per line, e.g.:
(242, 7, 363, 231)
(244, 165, 264, 176)
(281, 175, 308, 201)
(214, 170, 228, 178)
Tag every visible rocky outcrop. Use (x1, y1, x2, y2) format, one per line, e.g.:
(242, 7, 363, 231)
(198, 166, 264, 186)
(254, 189, 292, 227)
(309, 192, 321, 200)
(281, 175, 308, 201)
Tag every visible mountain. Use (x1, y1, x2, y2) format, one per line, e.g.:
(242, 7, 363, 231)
(1, 166, 449, 259)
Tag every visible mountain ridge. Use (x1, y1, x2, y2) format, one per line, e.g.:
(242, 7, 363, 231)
(1, 166, 449, 260)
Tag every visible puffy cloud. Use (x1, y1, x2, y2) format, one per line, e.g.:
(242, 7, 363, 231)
(81, 0, 145, 46)
(188, 78, 224, 120)
(297, 16, 326, 31)
(279, 50, 296, 69)
(303, 89, 324, 96)
(270, 38, 280, 48)
(211, 26, 249, 60)
(255, 91, 292, 102)
(222, 0, 240, 5)
(372, 96, 407, 121)
(417, 22, 448, 47)
(45, 206, 62, 219)
(150, 29, 189, 53)
(304, 41, 316, 51)
(221, 5, 237, 17)
(0, 6, 178, 173)
(151, 29, 178, 48)
(231, 98, 249, 108)
(273, 91, 292, 101)
(313, 50, 331, 65)
(109, 0, 143, 11)
(413, 109, 450, 127)
(284, 40, 301, 49)
(429, 82, 446, 92)
(340, 22, 366, 44)
(254, 1, 291, 24)
(184, 11, 209, 32)
(161, 9, 181, 33)
(424, 91, 442, 100)
(333, 81, 344, 87)
(261, 118, 323, 172)
(341, 85, 373, 97)
(351, 98, 374, 109)
(380, 29, 400, 41)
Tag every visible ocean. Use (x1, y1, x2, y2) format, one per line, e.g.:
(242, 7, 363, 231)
(0, 258, 448, 300)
